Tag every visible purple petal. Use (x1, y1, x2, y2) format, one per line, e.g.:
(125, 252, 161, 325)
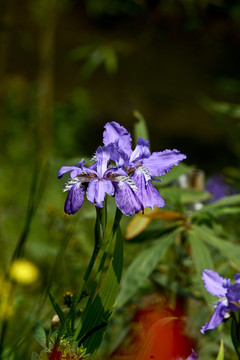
(142, 149, 186, 177)
(58, 166, 82, 179)
(103, 121, 132, 157)
(186, 350, 199, 360)
(201, 270, 230, 297)
(106, 143, 129, 167)
(130, 138, 151, 163)
(95, 146, 111, 177)
(115, 182, 143, 216)
(235, 273, 240, 284)
(200, 301, 228, 334)
(227, 284, 240, 306)
(87, 178, 114, 208)
(64, 183, 85, 215)
(132, 171, 165, 209)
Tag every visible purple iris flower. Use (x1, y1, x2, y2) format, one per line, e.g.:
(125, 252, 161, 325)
(177, 349, 199, 360)
(58, 145, 142, 216)
(201, 270, 240, 334)
(205, 174, 237, 202)
(103, 121, 186, 210)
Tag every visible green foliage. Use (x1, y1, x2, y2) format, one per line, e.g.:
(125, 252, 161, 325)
(117, 228, 180, 308)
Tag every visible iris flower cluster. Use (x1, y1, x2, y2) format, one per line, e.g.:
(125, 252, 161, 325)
(201, 269, 240, 334)
(58, 122, 186, 216)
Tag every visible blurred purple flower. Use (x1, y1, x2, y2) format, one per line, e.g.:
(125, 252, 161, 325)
(201, 270, 240, 334)
(205, 174, 237, 202)
(103, 121, 186, 210)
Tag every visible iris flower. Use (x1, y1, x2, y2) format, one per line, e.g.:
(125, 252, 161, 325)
(58, 145, 142, 216)
(58, 121, 186, 216)
(103, 121, 186, 210)
(201, 270, 240, 334)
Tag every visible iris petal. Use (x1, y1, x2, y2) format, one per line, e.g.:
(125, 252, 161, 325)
(103, 121, 132, 157)
(115, 182, 143, 216)
(200, 301, 228, 334)
(227, 283, 240, 305)
(87, 178, 114, 207)
(142, 149, 186, 177)
(58, 166, 82, 179)
(64, 183, 85, 215)
(201, 270, 230, 297)
(132, 171, 165, 209)
(130, 138, 151, 163)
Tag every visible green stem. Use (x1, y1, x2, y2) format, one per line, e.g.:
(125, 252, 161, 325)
(73, 208, 122, 340)
(66, 208, 105, 330)
(0, 320, 8, 359)
(231, 313, 240, 360)
(87, 207, 122, 306)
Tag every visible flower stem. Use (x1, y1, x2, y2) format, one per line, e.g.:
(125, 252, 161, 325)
(73, 207, 122, 341)
(66, 207, 105, 331)
(87, 207, 122, 306)
(231, 313, 240, 360)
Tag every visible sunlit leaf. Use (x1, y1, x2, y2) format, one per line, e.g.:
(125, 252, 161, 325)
(125, 208, 157, 240)
(117, 228, 181, 308)
(145, 210, 186, 221)
(216, 339, 224, 360)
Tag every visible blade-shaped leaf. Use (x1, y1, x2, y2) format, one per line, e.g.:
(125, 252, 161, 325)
(117, 228, 181, 308)
(78, 227, 123, 357)
(133, 110, 150, 144)
(216, 339, 224, 360)
(188, 229, 214, 304)
(191, 194, 240, 217)
(192, 225, 240, 270)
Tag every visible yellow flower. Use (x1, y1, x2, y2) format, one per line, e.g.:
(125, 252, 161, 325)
(9, 259, 40, 285)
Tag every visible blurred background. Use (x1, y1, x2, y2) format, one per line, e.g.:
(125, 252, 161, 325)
(1, 0, 240, 358)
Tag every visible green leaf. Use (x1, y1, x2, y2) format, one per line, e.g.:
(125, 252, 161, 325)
(231, 317, 240, 358)
(133, 110, 150, 144)
(78, 227, 123, 357)
(216, 339, 224, 360)
(191, 194, 240, 217)
(188, 228, 214, 304)
(117, 228, 180, 308)
(31, 353, 40, 360)
(160, 187, 211, 203)
(192, 225, 240, 269)
(127, 223, 179, 243)
(48, 293, 67, 331)
(151, 273, 201, 300)
(158, 163, 193, 186)
(33, 327, 47, 349)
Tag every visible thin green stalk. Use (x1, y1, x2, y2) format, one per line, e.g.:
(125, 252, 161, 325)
(0, 320, 8, 359)
(231, 313, 240, 360)
(66, 207, 105, 330)
(86, 207, 122, 306)
(73, 208, 122, 340)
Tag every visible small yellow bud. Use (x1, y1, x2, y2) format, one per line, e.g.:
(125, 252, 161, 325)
(9, 259, 40, 285)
